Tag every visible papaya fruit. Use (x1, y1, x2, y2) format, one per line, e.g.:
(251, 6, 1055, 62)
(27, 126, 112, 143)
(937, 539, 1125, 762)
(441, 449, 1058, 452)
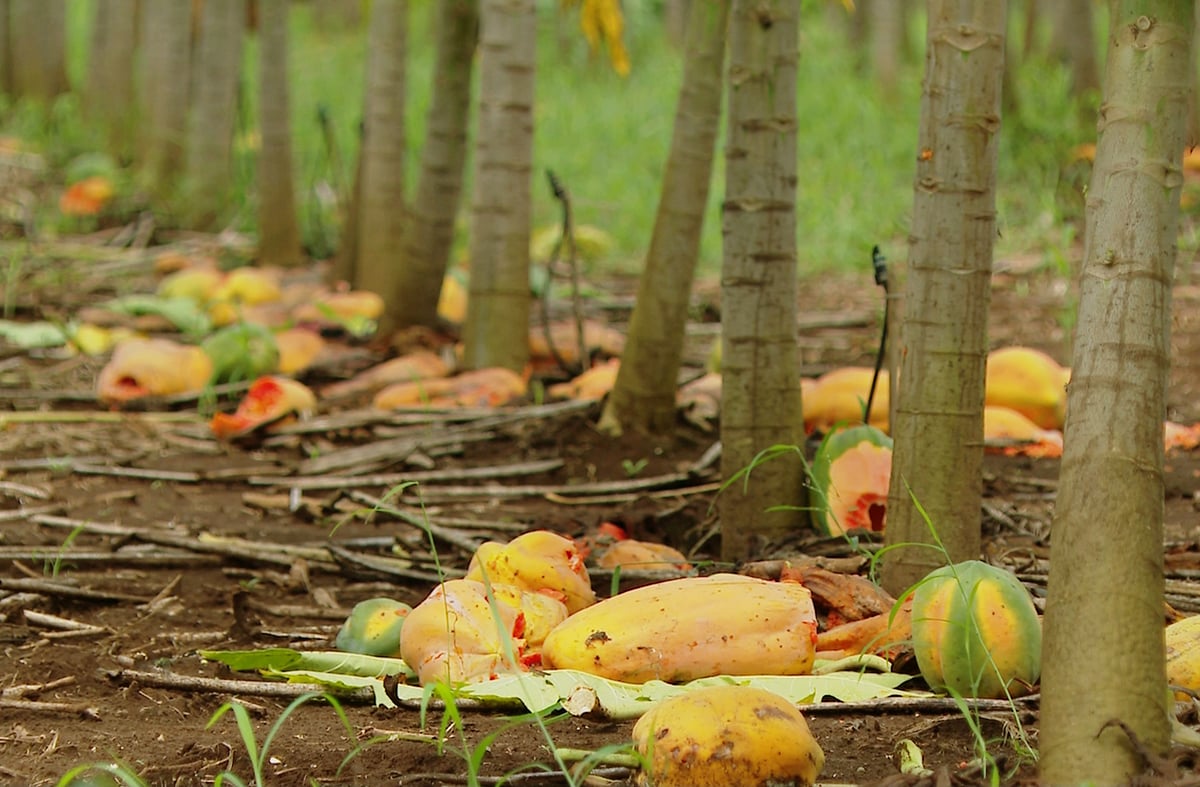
(465, 530, 596, 614)
(202, 322, 280, 384)
(1166, 614, 1200, 700)
(632, 685, 824, 787)
(809, 424, 892, 536)
(210, 375, 317, 439)
(399, 578, 568, 685)
(985, 347, 1069, 430)
(911, 560, 1041, 699)
(96, 337, 214, 404)
(540, 574, 817, 683)
(334, 598, 412, 657)
(803, 367, 889, 434)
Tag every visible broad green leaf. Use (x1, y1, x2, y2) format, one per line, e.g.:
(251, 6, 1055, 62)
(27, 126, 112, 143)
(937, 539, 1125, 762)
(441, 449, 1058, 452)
(0, 319, 68, 348)
(103, 295, 211, 337)
(204, 648, 920, 719)
(200, 648, 415, 680)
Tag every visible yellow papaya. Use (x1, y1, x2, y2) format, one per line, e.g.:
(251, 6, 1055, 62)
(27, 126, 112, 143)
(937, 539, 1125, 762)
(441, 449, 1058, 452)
(1166, 614, 1200, 700)
(465, 530, 596, 614)
(632, 685, 824, 787)
(803, 367, 889, 434)
(985, 347, 1068, 430)
(540, 574, 817, 683)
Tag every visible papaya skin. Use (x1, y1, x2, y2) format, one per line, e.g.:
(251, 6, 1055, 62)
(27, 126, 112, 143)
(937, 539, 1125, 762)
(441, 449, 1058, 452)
(809, 425, 893, 536)
(911, 560, 1041, 699)
(541, 574, 817, 683)
(632, 685, 825, 787)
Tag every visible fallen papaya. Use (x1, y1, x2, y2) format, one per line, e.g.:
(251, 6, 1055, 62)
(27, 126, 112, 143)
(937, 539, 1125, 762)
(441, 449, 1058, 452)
(465, 530, 596, 614)
(540, 574, 817, 683)
(985, 346, 1069, 430)
(632, 685, 824, 787)
(809, 424, 892, 536)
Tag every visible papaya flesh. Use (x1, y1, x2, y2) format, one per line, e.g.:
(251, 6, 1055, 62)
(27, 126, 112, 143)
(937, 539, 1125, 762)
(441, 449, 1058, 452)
(809, 424, 892, 536)
(911, 560, 1041, 699)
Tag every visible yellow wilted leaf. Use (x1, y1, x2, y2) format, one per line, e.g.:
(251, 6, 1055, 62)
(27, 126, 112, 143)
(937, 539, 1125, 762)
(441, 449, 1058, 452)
(567, 0, 631, 76)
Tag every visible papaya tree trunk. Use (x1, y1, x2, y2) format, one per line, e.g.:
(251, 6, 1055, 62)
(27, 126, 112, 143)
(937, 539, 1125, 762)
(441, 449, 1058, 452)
(86, 0, 138, 159)
(256, 0, 303, 266)
(461, 0, 536, 372)
(138, 0, 192, 198)
(185, 0, 246, 230)
(880, 0, 1006, 596)
(598, 0, 727, 437)
(395, 0, 477, 330)
(718, 0, 803, 563)
(1039, 3, 1192, 782)
(9, 0, 68, 102)
(354, 0, 408, 334)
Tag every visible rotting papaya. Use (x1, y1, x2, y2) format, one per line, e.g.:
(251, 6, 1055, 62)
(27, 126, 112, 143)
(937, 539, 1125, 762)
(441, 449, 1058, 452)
(803, 367, 890, 434)
(632, 685, 824, 787)
(809, 424, 892, 536)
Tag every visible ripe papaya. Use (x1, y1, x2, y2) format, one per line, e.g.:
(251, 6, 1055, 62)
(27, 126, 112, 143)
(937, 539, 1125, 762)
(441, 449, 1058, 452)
(803, 367, 889, 434)
(540, 574, 817, 683)
(1166, 614, 1200, 700)
(809, 424, 892, 536)
(632, 685, 824, 787)
(465, 530, 596, 614)
(334, 598, 411, 657)
(911, 560, 1041, 699)
(985, 347, 1069, 430)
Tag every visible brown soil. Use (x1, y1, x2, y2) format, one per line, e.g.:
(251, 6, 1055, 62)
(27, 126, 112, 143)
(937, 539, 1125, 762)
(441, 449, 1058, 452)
(3, 255, 1200, 787)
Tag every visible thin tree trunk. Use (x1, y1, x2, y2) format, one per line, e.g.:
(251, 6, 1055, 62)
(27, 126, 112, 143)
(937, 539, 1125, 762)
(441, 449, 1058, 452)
(718, 0, 803, 563)
(598, 0, 727, 437)
(461, 0, 536, 372)
(870, 0, 903, 96)
(1039, 3, 1192, 782)
(256, 0, 302, 267)
(664, 0, 691, 48)
(880, 0, 1006, 596)
(185, 0, 246, 230)
(1048, 0, 1101, 96)
(354, 0, 408, 334)
(9, 0, 68, 102)
(86, 0, 139, 159)
(138, 0, 191, 197)
(395, 0, 476, 330)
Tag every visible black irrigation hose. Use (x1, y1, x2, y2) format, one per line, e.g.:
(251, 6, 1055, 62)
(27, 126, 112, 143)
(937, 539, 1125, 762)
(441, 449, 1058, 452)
(864, 245, 889, 425)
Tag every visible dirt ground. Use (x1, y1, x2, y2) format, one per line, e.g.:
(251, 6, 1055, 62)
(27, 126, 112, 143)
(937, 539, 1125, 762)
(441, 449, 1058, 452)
(3, 251, 1200, 787)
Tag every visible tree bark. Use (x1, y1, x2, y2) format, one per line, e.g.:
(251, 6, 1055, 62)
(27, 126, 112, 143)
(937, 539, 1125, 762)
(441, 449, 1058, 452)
(256, 0, 303, 267)
(1039, 3, 1192, 782)
(138, 0, 192, 197)
(461, 0, 536, 372)
(718, 0, 803, 563)
(1048, 0, 1101, 96)
(86, 0, 139, 159)
(598, 0, 727, 437)
(185, 0, 246, 230)
(880, 0, 1006, 596)
(9, 0, 69, 102)
(395, 0, 477, 330)
(354, 0, 408, 334)
(869, 0, 903, 97)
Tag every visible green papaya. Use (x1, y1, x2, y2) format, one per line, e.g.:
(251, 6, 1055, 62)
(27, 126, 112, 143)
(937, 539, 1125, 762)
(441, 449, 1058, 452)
(911, 560, 1041, 699)
(201, 322, 279, 384)
(335, 598, 412, 657)
(809, 424, 892, 535)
